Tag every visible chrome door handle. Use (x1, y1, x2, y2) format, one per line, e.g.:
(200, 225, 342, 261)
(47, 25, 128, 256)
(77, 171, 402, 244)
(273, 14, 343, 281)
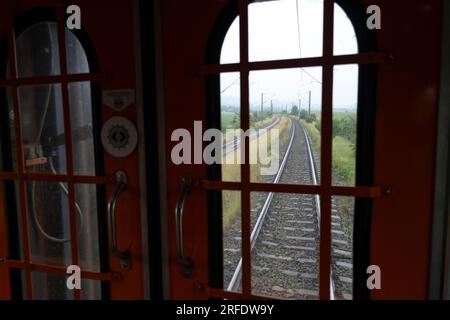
(107, 170, 131, 270)
(175, 176, 194, 277)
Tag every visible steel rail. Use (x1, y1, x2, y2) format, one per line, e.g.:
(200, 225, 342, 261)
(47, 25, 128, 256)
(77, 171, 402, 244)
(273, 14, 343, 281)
(227, 118, 296, 291)
(226, 118, 336, 300)
(302, 125, 336, 300)
(223, 117, 281, 155)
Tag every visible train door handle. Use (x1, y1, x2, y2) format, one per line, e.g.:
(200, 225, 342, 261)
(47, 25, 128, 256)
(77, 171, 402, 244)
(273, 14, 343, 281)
(175, 176, 194, 278)
(107, 170, 132, 270)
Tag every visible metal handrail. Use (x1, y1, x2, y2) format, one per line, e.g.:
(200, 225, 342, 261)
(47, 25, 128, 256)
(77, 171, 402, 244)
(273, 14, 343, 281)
(175, 176, 195, 277)
(107, 170, 131, 270)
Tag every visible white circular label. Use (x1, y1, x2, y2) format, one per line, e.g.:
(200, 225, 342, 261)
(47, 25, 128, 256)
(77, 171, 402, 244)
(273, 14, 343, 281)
(101, 116, 138, 158)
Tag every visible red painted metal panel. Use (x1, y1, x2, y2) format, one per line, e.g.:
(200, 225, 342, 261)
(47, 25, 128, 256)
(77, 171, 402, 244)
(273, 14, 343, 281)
(370, 0, 443, 299)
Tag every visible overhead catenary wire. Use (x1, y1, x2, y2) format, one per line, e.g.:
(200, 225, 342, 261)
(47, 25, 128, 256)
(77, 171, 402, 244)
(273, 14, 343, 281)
(221, 1, 322, 106)
(295, 0, 322, 85)
(221, 76, 240, 94)
(296, 0, 302, 63)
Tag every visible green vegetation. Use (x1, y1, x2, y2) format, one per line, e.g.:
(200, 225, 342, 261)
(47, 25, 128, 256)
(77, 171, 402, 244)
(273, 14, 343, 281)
(250, 112, 274, 128)
(301, 119, 320, 154)
(290, 105, 299, 116)
(302, 111, 356, 185)
(221, 111, 274, 131)
(332, 112, 357, 144)
(221, 111, 276, 145)
(299, 109, 317, 124)
(332, 136, 356, 184)
(221, 111, 238, 130)
(222, 191, 241, 230)
(302, 112, 357, 240)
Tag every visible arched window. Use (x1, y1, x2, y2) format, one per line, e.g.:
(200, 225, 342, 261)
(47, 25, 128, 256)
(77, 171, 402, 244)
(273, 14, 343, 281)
(205, 0, 379, 300)
(0, 8, 103, 300)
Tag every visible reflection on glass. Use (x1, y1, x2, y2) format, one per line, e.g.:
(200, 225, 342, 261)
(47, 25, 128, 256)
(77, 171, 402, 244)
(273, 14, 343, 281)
(249, 0, 323, 62)
(76, 184, 100, 272)
(4, 20, 101, 301)
(27, 181, 71, 267)
(222, 191, 242, 292)
(32, 272, 73, 300)
(251, 192, 320, 299)
(332, 64, 358, 186)
(15, 21, 89, 77)
(331, 196, 354, 300)
(19, 84, 66, 174)
(16, 22, 61, 78)
(69, 82, 96, 176)
(81, 279, 102, 300)
(66, 30, 90, 74)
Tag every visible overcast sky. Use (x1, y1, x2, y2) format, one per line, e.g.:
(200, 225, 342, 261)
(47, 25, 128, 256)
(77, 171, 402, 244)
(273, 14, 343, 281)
(220, 0, 358, 111)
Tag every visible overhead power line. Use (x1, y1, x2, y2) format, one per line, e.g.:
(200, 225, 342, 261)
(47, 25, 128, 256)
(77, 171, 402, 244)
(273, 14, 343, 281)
(295, 0, 322, 85)
(221, 76, 240, 94)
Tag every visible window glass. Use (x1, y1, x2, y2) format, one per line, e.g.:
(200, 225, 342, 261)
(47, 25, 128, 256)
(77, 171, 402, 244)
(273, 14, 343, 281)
(219, 1, 360, 299)
(1, 19, 101, 300)
(16, 22, 61, 78)
(334, 4, 358, 56)
(249, 0, 323, 62)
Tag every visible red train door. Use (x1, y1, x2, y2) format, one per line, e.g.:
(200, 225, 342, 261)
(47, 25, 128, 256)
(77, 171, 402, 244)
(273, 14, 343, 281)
(0, 0, 147, 299)
(161, 0, 443, 300)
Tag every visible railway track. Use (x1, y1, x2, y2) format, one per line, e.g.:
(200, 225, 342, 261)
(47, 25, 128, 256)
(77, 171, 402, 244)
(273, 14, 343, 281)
(223, 117, 353, 300)
(223, 117, 281, 155)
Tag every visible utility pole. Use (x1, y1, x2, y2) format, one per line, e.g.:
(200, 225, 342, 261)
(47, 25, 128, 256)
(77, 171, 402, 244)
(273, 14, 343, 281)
(261, 93, 264, 113)
(308, 90, 311, 115)
(270, 100, 273, 114)
(299, 99, 302, 119)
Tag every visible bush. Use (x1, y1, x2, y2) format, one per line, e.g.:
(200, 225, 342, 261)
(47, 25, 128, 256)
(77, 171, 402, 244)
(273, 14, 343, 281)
(315, 118, 321, 132)
(333, 116, 356, 144)
(299, 109, 308, 120)
(299, 110, 316, 123)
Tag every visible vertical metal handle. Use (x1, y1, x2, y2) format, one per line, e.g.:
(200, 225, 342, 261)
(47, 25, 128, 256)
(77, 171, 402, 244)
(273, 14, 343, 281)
(175, 176, 194, 277)
(107, 170, 132, 270)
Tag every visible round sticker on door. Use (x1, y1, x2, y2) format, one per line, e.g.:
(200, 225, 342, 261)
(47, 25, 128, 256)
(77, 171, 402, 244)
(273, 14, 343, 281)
(101, 116, 138, 158)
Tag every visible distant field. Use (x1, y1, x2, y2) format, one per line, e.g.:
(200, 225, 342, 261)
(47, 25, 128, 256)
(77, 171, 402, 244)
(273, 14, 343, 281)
(221, 112, 236, 129)
(333, 111, 356, 122)
(305, 110, 356, 121)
